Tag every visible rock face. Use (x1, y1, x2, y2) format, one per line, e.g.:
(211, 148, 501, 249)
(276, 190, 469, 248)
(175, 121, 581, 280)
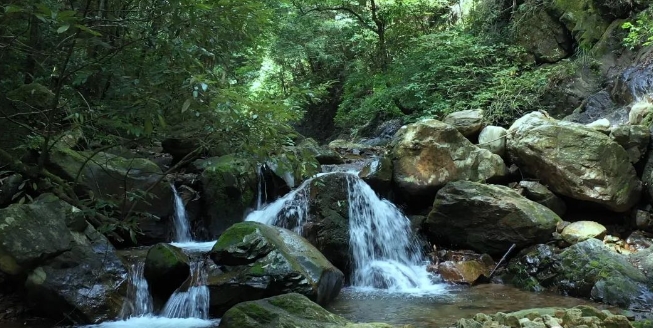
(560, 221, 607, 245)
(478, 126, 507, 157)
(144, 243, 190, 302)
(391, 119, 506, 206)
(218, 293, 393, 328)
(513, 4, 572, 63)
(426, 181, 561, 256)
(612, 65, 653, 105)
(546, 0, 618, 49)
(610, 125, 650, 164)
(516, 181, 567, 217)
(0, 195, 76, 275)
(25, 224, 128, 324)
(443, 109, 485, 138)
(507, 112, 641, 212)
(47, 148, 172, 244)
(208, 222, 344, 315)
(201, 154, 258, 237)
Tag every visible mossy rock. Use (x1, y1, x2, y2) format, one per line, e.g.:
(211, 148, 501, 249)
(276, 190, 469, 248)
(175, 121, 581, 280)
(0, 195, 75, 275)
(546, 0, 612, 49)
(201, 154, 258, 236)
(208, 222, 343, 315)
(218, 293, 393, 328)
(144, 243, 190, 302)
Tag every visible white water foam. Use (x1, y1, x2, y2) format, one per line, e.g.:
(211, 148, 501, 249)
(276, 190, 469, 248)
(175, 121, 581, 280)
(162, 261, 210, 319)
(87, 316, 218, 328)
(171, 184, 193, 243)
(246, 172, 446, 294)
(169, 241, 216, 253)
(119, 263, 153, 319)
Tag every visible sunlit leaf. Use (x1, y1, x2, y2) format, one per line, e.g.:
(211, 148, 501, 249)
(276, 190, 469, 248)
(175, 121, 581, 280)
(57, 24, 70, 33)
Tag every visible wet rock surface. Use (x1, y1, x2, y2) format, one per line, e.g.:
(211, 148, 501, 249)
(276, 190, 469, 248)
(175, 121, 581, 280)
(144, 243, 190, 303)
(208, 222, 344, 316)
(218, 293, 393, 328)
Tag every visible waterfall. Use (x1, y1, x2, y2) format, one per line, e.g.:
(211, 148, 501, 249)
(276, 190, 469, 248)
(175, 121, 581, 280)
(162, 261, 210, 319)
(119, 263, 153, 319)
(171, 184, 192, 243)
(256, 165, 267, 210)
(246, 172, 444, 293)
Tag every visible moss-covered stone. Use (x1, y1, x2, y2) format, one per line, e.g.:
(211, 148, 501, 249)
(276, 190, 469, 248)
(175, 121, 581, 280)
(24, 224, 128, 324)
(513, 2, 572, 63)
(218, 293, 393, 328)
(0, 195, 74, 275)
(201, 154, 258, 236)
(144, 243, 190, 302)
(546, 0, 613, 49)
(208, 222, 344, 315)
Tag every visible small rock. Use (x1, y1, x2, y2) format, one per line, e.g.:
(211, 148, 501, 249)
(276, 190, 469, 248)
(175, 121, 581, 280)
(478, 126, 507, 158)
(561, 221, 607, 245)
(444, 109, 485, 138)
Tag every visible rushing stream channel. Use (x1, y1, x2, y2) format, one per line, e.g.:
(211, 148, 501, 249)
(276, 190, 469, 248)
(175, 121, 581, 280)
(1, 172, 613, 328)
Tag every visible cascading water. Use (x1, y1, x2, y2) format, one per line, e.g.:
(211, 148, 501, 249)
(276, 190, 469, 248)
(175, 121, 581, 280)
(246, 172, 445, 294)
(118, 263, 153, 319)
(171, 184, 193, 243)
(256, 165, 267, 210)
(162, 261, 210, 319)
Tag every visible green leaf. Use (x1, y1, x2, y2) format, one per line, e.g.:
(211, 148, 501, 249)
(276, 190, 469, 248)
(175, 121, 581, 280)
(144, 120, 153, 135)
(4, 5, 23, 13)
(181, 99, 192, 113)
(75, 24, 101, 36)
(57, 24, 70, 34)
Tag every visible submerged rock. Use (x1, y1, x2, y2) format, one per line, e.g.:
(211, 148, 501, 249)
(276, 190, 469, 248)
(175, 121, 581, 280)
(25, 224, 128, 324)
(144, 243, 190, 303)
(208, 222, 343, 316)
(218, 293, 393, 328)
(426, 181, 560, 255)
(507, 112, 641, 212)
(391, 119, 506, 207)
(455, 305, 632, 328)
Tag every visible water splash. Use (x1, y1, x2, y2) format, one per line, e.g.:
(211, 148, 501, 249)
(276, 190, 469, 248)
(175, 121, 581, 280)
(246, 172, 445, 294)
(87, 317, 218, 328)
(119, 263, 153, 319)
(171, 184, 192, 243)
(256, 165, 268, 210)
(162, 261, 210, 319)
(246, 177, 311, 235)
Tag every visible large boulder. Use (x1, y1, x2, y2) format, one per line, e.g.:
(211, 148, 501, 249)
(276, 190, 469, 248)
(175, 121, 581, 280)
(513, 4, 572, 63)
(391, 119, 506, 206)
(516, 181, 567, 217)
(506, 239, 653, 308)
(25, 224, 128, 324)
(443, 109, 485, 138)
(478, 126, 507, 158)
(507, 112, 641, 212)
(557, 239, 652, 308)
(201, 154, 258, 237)
(0, 194, 76, 275)
(218, 293, 393, 328)
(144, 243, 190, 303)
(358, 156, 393, 197)
(208, 222, 344, 315)
(47, 148, 172, 244)
(426, 181, 560, 255)
(609, 125, 649, 164)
